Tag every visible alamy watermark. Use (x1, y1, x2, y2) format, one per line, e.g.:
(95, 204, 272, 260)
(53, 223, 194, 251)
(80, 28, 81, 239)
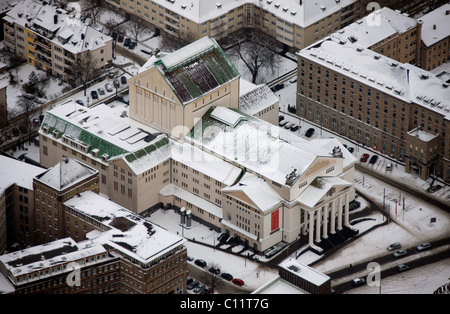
(366, 2, 382, 27)
(66, 262, 81, 287)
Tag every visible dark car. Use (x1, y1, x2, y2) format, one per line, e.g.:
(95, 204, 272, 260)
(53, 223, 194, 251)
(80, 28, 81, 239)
(272, 83, 284, 92)
(279, 115, 285, 122)
(118, 35, 124, 42)
(194, 259, 207, 268)
(369, 155, 378, 164)
(348, 147, 354, 153)
(75, 99, 84, 106)
(124, 38, 131, 46)
(121, 76, 127, 85)
(187, 280, 199, 290)
(209, 266, 220, 275)
(112, 32, 118, 40)
(305, 128, 315, 137)
(113, 79, 120, 88)
(221, 273, 233, 281)
(397, 264, 410, 272)
(90, 90, 98, 99)
(129, 42, 137, 49)
(290, 124, 299, 132)
(360, 154, 369, 162)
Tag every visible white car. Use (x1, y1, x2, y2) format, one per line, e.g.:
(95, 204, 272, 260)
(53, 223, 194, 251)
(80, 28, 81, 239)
(393, 250, 407, 258)
(417, 242, 431, 251)
(387, 242, 401, 251)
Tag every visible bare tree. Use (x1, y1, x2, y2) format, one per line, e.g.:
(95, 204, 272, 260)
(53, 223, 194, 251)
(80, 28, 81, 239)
(159, 31, 195, 53)
(127, 16, 146, 42)
(104, 17, 125, 37)
(227, 30, 280, 84)
(16, 94, 40, 141)
(205, 262, 221, 293)
(69, 51, 102, 96)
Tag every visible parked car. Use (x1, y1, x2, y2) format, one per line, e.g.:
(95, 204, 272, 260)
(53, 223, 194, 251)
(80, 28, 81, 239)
(194, 284, 205, 293)
(305, 128, 315, 138)
(352, 277, 365, 287)
(417, 242, 431, 251)
(393, 250, 407, 258)
(397, 264, 410, 272)
(271, 83, 284, 92)
(75, 99, 84, 106)
(284, 122, 294, 129)
(121, 76, 127, 85)
(129, 42, 137, 50)
(232, 278, 244, 286)
(221, 273, 233, 281)
(113, 79, 120, 88)
(194, 259, 207, 268)
(369, 155, 378, 164)
(187, 277, 193, 285)
(347, 147, 354, 153)
(360, 154, 369, 162)
(124, 38, 131, 46)
(279, 115, 285, 122)
(279, 120, 288, 127)
(111, 32, 118, 40)
(387, 242, 401, 251)
(118, 35, 124, 42)
(290, 124, 299, 132)
(386, 162, 393, 171)
(105, 83, 113, 92)
(187, 280, 199, 290)
(90, 90, 98, 99)
(97, 87, 105, 95)
(187, 256, 194, 262)
(209, 266, 220, 275)
(200, 288, 213, 294)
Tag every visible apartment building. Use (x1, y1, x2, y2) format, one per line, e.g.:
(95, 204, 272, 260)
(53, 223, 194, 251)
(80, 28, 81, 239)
(105, 0, 364, 52)
(296, 37, 450, 181)
(0, 155, 47, 253)
(3, 0, 112, 82)
(418, 3, 450, 71)
(33, 158, 99, 245)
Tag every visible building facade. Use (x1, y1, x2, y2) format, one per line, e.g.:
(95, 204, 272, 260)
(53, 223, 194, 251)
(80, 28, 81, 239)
(105, 0, 365, 52)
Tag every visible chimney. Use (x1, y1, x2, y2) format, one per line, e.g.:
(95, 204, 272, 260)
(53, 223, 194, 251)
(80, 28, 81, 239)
(54, 14, 58, 24)
(433, 24, 436, 30)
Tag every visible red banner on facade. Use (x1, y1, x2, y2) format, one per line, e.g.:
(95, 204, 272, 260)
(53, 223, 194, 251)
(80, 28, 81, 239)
(271, 209, 279, 231)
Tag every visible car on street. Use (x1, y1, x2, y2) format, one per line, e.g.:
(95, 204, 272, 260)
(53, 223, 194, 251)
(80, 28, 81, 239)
(352, 277, 365, 287)
(129, 42, 137, 50)
(397, 264, 410, 272)
(369, 155, 378, 164)
(360, 154, 369, 162)
(221, 273, 233, 281)
(417, 242, 431, 251)
(187, 280, 199, 290)
(386, 162, 393, 171)
(76, 99, 84, 106)
(200, 288, 213, 294)
(347, 147, 354, 153)
(279, 116, 285, 122)
(105, 83, 113, 92)
(124, 38, 131, 46)
(97, 87, 105, 95)
(393, 250, 407, 258)
(232, 278, 244, 286)
(194, 259, 207, 268)
(113, 79, 120, 88)
(209, 266, 220, 275)
(90, 90, 98, 99)
(194, 284, 205, 293)
(290, 124, 299, 132)
(387, 242, 401, 251)
(118, 35, 124, 42)
(305, 128, 315, 137)
(121, 76, 127, 85)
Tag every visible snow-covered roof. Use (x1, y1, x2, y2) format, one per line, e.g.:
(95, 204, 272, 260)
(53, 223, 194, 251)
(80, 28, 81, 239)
(407, 126, 439, 142)
(0, 155, 46, 193)
(298, 38, 450, 119)
(40, 101, 162, 166)
(239, 80, 279, 116)
(6, 0, 112, 54)
(279, 259, 330, 286)
(418, 3, 450, 47)
(63, 191, 186, 265)
(186, 106, 337, 187)
(222, 173, 282, 212)
(150, 0, 358, 27)
(296, 176, 352, 209)
(34, 158, 97, 191)
(330, 7, 417, 49)
(0, 238, 110, 284)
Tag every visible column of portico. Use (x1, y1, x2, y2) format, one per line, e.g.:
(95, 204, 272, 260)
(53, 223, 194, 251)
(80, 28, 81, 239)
(315, 207, 321, 242)
(330, 200, 336, 234)
(344, 193, 350, 227)
(337, 196, 343, 231)
(323, 205, 329, 239)
(309, 211, 314, 246)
